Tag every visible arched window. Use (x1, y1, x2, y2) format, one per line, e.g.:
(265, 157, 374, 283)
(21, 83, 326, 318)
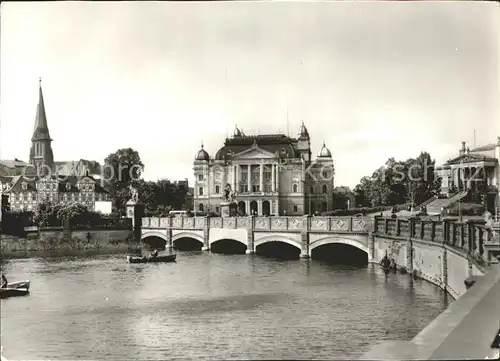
(322, 185, 327, 194)
(199, 187, 204, 196)
(215, 185, 220, 194)
(199, 203, 204, 212)
(293, 184, 298, 193)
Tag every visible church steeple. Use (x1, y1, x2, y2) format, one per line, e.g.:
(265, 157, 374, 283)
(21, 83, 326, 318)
(29, 78, 54, 174)
(31, 78, 52, 141)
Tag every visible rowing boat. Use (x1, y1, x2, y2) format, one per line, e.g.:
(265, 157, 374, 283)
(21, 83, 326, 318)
(6, 280, 30, 290)
(127, 254, 177, 264)
(0, 288, 29, 299)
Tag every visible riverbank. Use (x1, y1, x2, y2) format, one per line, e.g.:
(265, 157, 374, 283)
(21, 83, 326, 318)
(1, 228, 135, 258)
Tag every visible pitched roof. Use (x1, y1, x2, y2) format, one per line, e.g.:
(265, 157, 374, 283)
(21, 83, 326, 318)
(470, 143, 497, 152)
(0, 159, 30, 168)
(7, 176, 37, 192)
(446, 153, 498, 165)
(55, 159, 102, 176)
(214, 134, 300, 161)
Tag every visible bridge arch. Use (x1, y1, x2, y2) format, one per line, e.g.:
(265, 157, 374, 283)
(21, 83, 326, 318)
(141, 231, 168, 249)
(254, 235, 302, 251)
(171, 232, 204, 245)
(141, 231, 168, 242)
(309, 237, 368, 254)
(209, 237, 247, 247)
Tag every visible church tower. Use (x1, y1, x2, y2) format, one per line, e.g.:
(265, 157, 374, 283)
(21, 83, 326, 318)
(29, 78, 54, 175)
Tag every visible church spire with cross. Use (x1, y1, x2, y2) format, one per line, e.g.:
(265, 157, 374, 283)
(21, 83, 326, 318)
(29, 77, 54, 174)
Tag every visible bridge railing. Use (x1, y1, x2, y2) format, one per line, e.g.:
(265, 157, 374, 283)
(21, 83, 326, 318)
(374, 216, 496, 264)
(141, 215, 373, 233)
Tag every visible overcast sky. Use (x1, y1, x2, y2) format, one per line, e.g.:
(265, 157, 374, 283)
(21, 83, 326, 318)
(1, 2, 498, 187)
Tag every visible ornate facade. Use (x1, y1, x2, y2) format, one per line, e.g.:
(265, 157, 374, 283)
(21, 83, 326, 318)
(193, 124, 335, 216)
(436, 137, 500, 213)
(0, 79, 109, 212)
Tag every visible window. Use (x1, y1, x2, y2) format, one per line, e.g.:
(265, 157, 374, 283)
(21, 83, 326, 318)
(240, 184, 248, 193)
(310, 186, 314, 194)
(215, 185, 220, 194)
(22, 182, 27, 191)
(199, 187, 204, 196)
(322, 202, 327, 212)
(292, 184, 298, 193)
(323, 171, 328, 178)
(322, 185, 327, 194)
(198, 174, 204, 181)
(293, 205, 298, 212)
(252, 185, 260, 193)
(215, 206, 220, 213)
(198, 203, 204, 212)
(264, 166, 272, 181)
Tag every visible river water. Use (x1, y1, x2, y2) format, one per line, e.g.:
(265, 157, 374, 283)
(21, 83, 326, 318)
(1, 251, 449, 360)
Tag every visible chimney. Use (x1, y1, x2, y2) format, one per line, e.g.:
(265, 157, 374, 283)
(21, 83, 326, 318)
(460, 141, 466, 155)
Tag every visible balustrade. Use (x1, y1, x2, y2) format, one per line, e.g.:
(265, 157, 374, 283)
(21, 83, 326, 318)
(373, 216, 491, 264)
(141, 215, 371, 233)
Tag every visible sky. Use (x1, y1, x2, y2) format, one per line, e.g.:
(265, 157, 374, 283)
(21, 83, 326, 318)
(1, 1, 499, 188)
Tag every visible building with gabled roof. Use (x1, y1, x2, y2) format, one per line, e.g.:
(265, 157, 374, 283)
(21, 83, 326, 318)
(0, 79, 109, 212)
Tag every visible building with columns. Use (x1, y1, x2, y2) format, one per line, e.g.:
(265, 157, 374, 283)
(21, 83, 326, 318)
(435, 137, 500, 213)
(193, 124, 335, 216)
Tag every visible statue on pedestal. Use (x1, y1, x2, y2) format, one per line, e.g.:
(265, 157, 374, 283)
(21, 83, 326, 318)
(128, 184, 139, 204)
(222, 183, 235, 203)
(221, 183, 237, 217)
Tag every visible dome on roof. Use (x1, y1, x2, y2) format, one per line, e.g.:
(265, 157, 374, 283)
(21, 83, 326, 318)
(195, 143, 210, 161)
(318, 142, 332, 158)
(298, 121, 310, 140)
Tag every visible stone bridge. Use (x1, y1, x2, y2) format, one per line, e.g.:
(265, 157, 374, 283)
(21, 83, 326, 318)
(140, 215, 374, 258)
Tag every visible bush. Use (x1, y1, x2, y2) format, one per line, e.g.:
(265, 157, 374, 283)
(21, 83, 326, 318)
(33, 200, 104, 227)
(0, 210, 33, 236)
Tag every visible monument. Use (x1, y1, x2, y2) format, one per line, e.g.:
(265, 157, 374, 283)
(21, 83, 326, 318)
(220, 183, 237, 217)
(126, 184, 144, 243)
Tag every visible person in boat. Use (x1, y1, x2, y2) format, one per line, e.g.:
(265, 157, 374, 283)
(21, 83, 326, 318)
(1, 274, 7, 288)
(150, 249, 159, 258)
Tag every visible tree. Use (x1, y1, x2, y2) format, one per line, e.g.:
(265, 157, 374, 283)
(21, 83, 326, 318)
(404, 152, 440, 207)
(103, 148, 144, 214)
(353, 151, 441, 208)
(135, 179, 159, 214)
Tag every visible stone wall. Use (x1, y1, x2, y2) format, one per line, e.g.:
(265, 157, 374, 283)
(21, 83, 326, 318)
(1, 228, 134, 257)
(372, 216, 494, 299)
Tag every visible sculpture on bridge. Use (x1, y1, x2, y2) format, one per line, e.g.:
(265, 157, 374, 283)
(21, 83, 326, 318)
(221, 183, 237, 217)
(222, 183, 236, 203)
(128, 184, 139, 204)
